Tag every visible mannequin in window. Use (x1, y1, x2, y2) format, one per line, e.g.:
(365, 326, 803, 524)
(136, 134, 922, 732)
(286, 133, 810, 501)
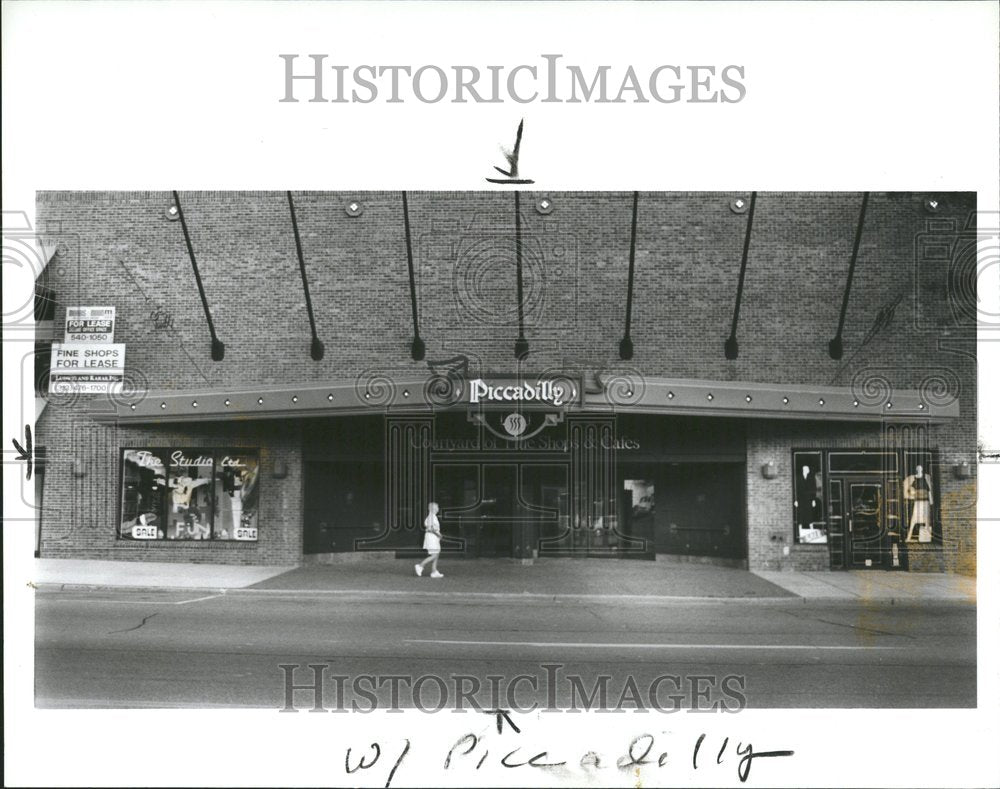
(794, 464, 819, 531)
(904, 464, 933, 542)
(170, 472, 210, 513)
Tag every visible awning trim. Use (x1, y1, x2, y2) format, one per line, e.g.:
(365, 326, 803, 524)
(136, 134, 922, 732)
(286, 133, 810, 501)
(87, 374, 959, 425)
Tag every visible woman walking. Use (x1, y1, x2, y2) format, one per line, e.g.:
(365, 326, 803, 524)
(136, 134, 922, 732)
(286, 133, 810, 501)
(415, 502, 444, 578)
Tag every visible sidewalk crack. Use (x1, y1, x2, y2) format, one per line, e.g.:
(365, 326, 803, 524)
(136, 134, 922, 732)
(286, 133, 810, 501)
(776, 608, 915, 640)
(109, 612, 159, 634)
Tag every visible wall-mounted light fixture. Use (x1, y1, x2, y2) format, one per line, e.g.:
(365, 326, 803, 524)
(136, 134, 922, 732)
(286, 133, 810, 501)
(729, 197, 749, 215)
(272, 460, 288, 479)
(953, 461, 972, 479)
(72, 460, 87, 478)
(923, 197, 942, 214)
(345, 200, 364, 217)
(761, 461, 777, 479)
(164, 204, 181, 222)
(535, 196, 554, 215)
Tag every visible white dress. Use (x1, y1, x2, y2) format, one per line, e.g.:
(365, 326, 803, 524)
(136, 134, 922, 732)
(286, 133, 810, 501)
(422, 513, 441, 552)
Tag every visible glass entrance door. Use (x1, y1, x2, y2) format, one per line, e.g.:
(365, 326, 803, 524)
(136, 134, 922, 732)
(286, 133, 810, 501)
(433, 464, 568, 558)
(478, 466, 515, 557)
(845, 479, 890, 569)
(433, 464, 513, 558)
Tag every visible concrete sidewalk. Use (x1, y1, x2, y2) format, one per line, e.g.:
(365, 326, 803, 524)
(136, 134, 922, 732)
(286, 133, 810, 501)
(32, 556, 789, 598)
(29, 557, 977, 603)
(250, 558, 794, 599)
(752, 569, 977, 602)
(31, 558, 293, 590)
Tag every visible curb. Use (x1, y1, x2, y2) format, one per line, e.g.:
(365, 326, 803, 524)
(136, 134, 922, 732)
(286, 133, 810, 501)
(37, 583, 231, 594)
(33, 582, 794, 602)
(31, 583, 976, 605)
(232, 588, 801, 603)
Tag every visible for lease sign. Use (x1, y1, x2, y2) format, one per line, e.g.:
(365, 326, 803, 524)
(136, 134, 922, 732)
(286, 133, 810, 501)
(64, 306, 116, 342)
(49, 343, 126, 394)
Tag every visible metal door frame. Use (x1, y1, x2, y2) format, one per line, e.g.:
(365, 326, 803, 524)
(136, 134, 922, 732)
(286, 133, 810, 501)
(842, 476, 891, 569)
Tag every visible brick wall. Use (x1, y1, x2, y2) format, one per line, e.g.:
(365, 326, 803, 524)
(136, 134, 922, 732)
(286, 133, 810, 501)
(34, 191, 977, 568)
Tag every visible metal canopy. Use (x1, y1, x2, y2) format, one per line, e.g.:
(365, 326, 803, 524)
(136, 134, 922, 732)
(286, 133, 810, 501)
(88, 374, 958, 425)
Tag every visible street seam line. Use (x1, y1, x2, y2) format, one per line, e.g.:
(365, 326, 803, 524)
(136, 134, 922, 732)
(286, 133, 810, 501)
(404, 639, 898, 650)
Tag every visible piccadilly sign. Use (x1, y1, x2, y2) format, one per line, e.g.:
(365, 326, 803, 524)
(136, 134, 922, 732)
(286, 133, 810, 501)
(468, 378, 573, 408)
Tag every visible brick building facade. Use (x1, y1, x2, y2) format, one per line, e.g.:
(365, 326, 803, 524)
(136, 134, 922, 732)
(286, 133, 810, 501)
(33, 191, 978, 573)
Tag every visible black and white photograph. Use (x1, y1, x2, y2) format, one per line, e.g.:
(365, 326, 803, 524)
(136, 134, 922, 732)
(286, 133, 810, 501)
(27, 189, 980, 714)
(4, 2, 999, 788)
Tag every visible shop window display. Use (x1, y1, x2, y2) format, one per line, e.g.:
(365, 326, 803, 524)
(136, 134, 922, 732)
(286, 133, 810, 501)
(792, 452, 827, 544)
(792, 448, 941, 549)
(903, 451, 939, 544)
(119, 448, 259, 541)
(119, 449, 168, 539)
(212, 451, 260, 540)
(167, 455, 213, 539)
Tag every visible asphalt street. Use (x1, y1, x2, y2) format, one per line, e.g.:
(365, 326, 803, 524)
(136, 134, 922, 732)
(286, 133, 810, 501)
(34, 589, 976, 709)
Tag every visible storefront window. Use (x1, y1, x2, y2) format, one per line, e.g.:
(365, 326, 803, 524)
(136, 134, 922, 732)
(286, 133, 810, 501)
(792, 451, 827, 544)
(166, 452, 214, 540)
(793, 448, 941, 552)
(623, 480, 654, 520)
(120, 449, 168, 540)
(212, 451, 260, 540)
(119, 448, 259, 541)
(902, 451, 939, 544)
(621, 479, 655, 549)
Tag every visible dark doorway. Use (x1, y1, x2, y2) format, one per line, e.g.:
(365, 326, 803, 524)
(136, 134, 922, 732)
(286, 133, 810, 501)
(653, 463, 745, 559)
(433, 463, 567, 558)
(303, 459, 386, 554)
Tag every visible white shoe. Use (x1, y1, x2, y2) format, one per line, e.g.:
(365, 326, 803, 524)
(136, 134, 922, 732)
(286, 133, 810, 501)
(414, 564, 423, 577)
(430, 571, 444, 578)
